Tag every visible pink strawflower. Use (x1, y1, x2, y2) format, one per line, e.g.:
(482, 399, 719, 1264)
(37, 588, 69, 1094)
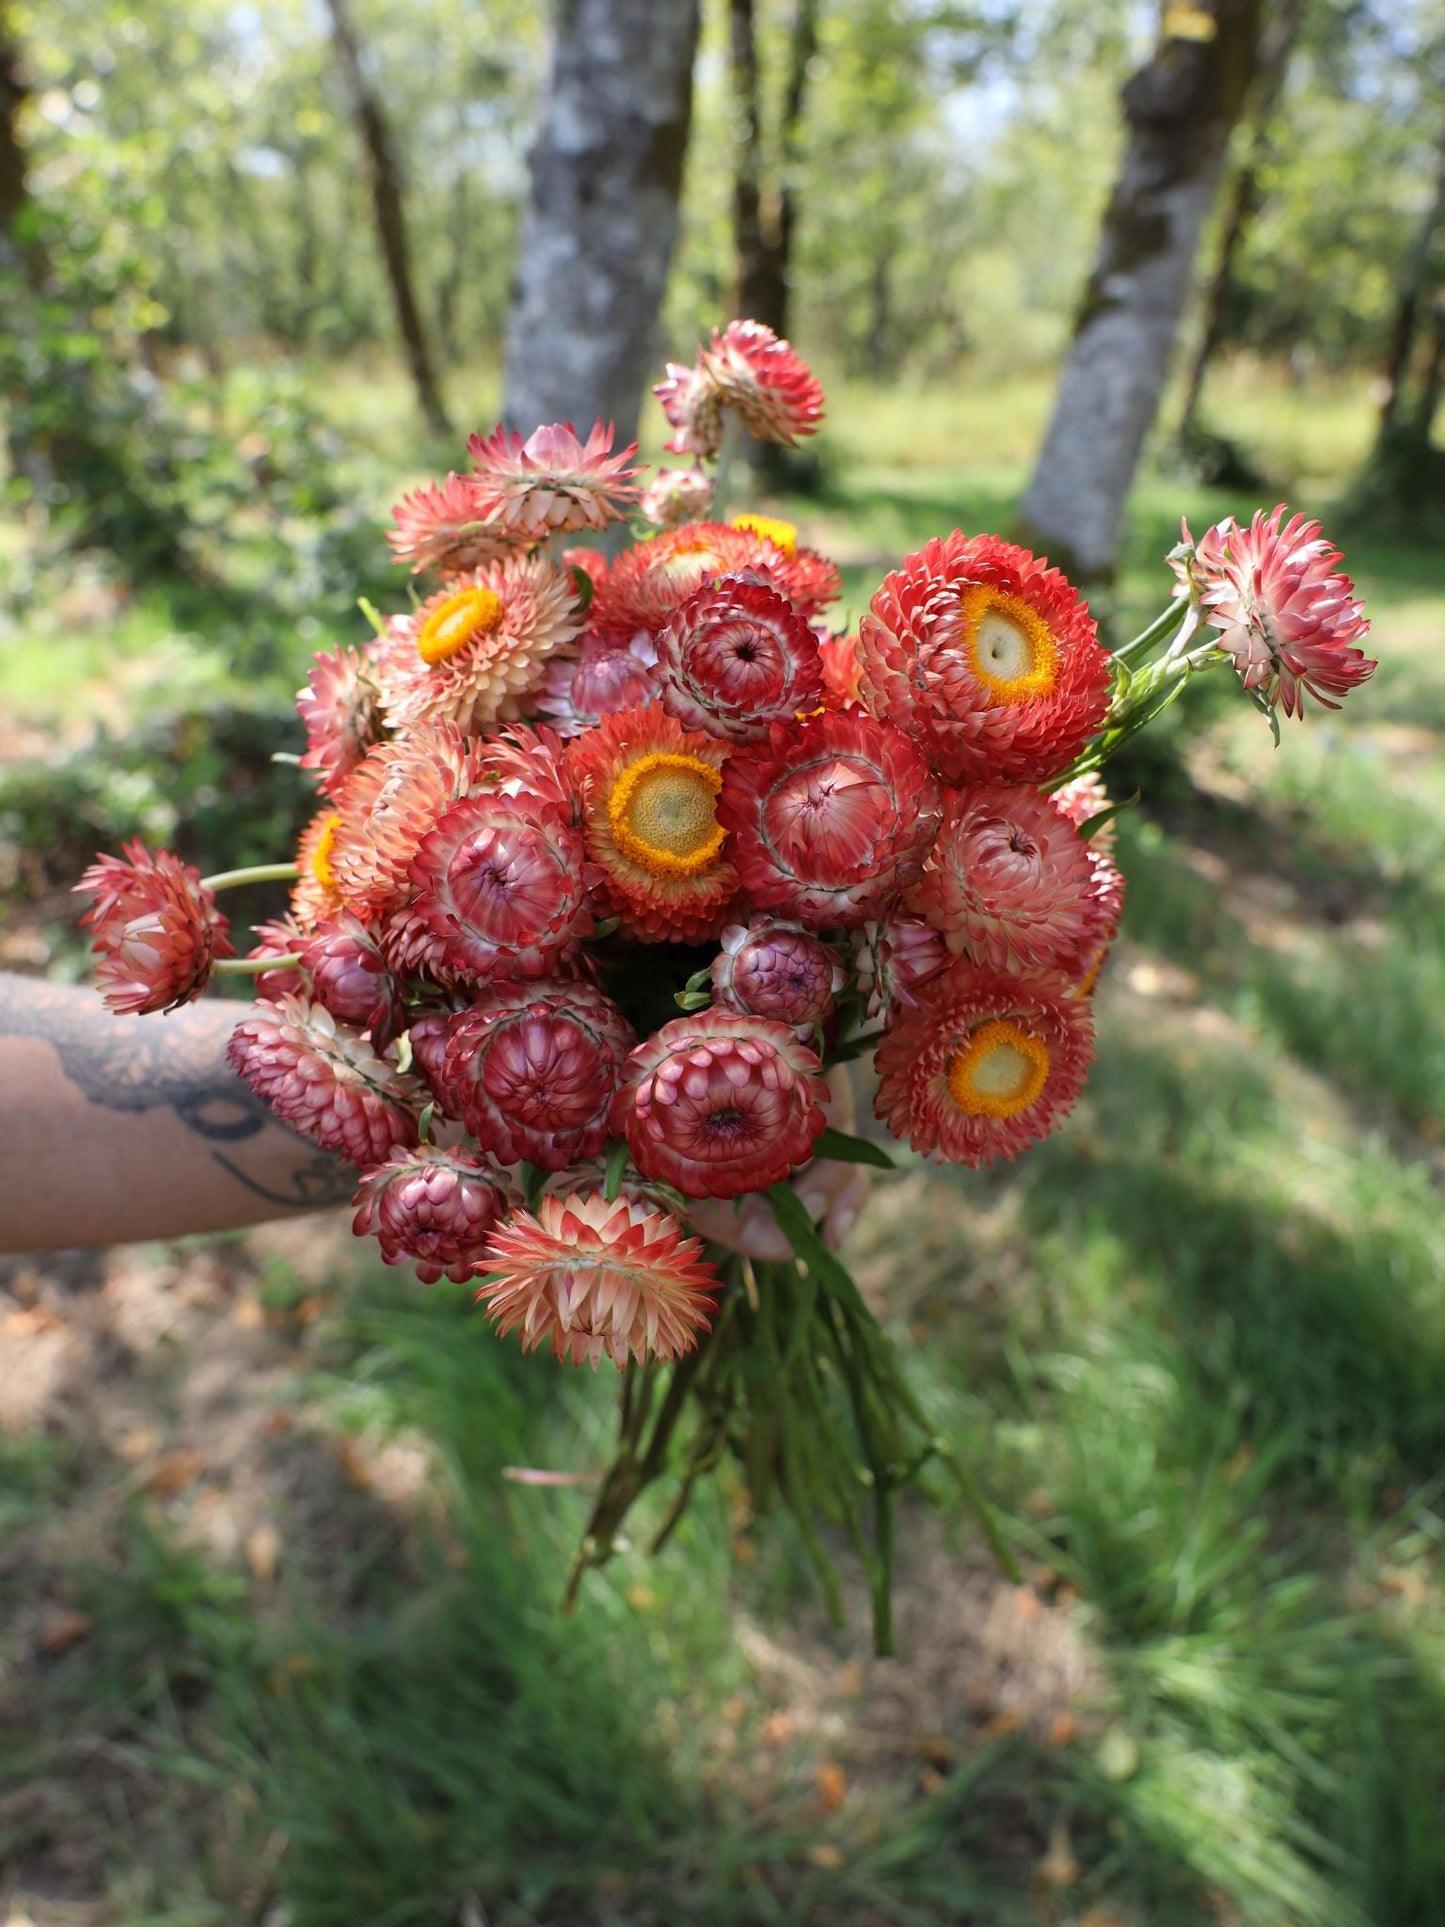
(1183, 506, 1375, 718)
(297, 645, 384, 798)
(653, 362, 726, 460)
(711, 921, 844, 1030)
(404, 1006, 464, 1112)
(301, 914, 401, 1046)
(656, 571, 824, 744)
(332, 725, 483, 922)
(249, 915, 311, 1002)
(702, 320, 825, 447)
(1052, 771, 1118, 859)
(537, 639, 659, 738)
(610, 1010, 827, 1199)
(441, 980, 636, 1171)
(907, 786, 1113, 976)
(374, 553, 581, 735)
(387, 473, 520, 576)
(477, 1191, 720, 1370)
(718, 711, 942, 930)
(639, 464, 715, 528)
(467, 420, 641, 537)
(353, 1146, 514, 1284)
(77, 841, 233, 1015)
(393, 788, 591, 986)
(479, 721, 580, 821)
(852, 916, 949, 1021)
(227, 994, 423, 1166)
(858, 532, 1111, 786)
(874, 964, 1095, 1167)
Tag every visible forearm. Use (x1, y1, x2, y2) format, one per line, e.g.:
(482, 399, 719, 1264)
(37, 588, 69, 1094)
(0, 972, 353, 1253)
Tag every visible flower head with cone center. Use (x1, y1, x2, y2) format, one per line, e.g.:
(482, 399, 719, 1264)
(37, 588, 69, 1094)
(607, 751, 725, 879)
(731, 512, 798, 557)
(947, 1019, 1050, 1119)
(961, 585, 1059, 704)
(417, 586, 506, 666)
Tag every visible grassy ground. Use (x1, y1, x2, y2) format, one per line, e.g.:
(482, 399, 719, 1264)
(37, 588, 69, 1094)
(2, 360, 1444, 1926)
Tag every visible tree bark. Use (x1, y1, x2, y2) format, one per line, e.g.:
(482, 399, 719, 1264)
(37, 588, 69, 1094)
(1377, 135, 1445, 437)
(728, 0, 819, 339)
(323, 0, 451, 436)
(502, 0, 701, 446)
(1019, 0, 1263, 582)
(1176, 0, 1307, 443)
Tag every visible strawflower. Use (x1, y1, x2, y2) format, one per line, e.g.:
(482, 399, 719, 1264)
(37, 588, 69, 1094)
(387, 473, 520, 576)
(711, 920, 844, 1029)
(76, 842, 233, 1015)
(330, 725, 483, 922)
(468, 420, 641, 537)
(297, 645, 384, 798)
(655, 571, 824, 743)
(353, 1145, 514, 1284)
(700, 320, 825, 447)
(227, 994, 424, 1166)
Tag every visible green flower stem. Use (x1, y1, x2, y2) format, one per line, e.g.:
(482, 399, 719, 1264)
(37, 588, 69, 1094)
(212, 953, 303, 976)
(711, 410, 744, 521)
(201, 862, 300, 893)
(1111, 593, 1192, 669)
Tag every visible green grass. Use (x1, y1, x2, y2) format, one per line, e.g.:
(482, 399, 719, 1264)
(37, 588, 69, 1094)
(4, 353, 1445, 1924)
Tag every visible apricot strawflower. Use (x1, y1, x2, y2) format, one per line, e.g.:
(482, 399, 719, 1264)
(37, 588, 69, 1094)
(330, 725, 483, 922)
(387, 473, 519, 576)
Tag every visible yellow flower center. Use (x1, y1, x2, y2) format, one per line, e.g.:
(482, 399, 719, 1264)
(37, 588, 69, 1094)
(960, 585, 1059, 703)
(732, 512, 798, 558)
(607, 751, 726, 879)
(946, 1019, 1050, 1119)
(312, 813, 341, 890)
(416, 586, 505, 666)
(656, 538, 721, 581)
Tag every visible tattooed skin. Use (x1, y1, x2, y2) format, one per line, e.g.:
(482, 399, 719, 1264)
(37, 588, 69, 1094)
(0, 974, 354, 1210)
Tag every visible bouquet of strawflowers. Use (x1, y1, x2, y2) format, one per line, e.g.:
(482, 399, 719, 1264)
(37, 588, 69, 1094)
(76, 322, 1375, 1648)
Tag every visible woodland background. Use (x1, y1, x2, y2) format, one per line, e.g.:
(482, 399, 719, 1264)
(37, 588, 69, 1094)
(2, 2, 1445, 1924)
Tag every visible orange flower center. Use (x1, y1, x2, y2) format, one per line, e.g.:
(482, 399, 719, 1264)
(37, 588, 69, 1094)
(946, 1019, 1050, 1119)
(607, 751, 726, 879)
(416, 586, 505, 665)
(312, 813, 341, 890)
(731, 512, 798, 557)
(960, 585, 1059, 703)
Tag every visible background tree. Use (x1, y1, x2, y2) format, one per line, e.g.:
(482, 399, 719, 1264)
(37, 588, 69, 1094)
(727, 0, 819, 338)
(502, 0, 701, 447)
(1020, 0, 1264, 582)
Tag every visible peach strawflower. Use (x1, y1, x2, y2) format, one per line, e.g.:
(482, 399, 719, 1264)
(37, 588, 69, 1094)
(858, 532, 1111, 786)
(393, 788, 591, 986)
(441, 979, 636, 1171)
(330, 725, 482, 922)
(467, 420, 640, 537)
(640, 464, 715, 529)
(567, 703, 737, 943)
(702, 320, 825, 447)
(227, 994, 424, 1166)
(718, 711, 942, 930)
(291, 807, 346, 931)
(477, 1191, 720, 1370)
(1182, 506, 1375, 718)
(387, 473, 520, 576)
(353, 1145, 514, 1285)
(711, 921, 844, 1030)
(76, 841, 233, 1015)
(374, 553, 580, 735)
(611, 1010, 827, 1199)
(874, 964, 1094, 1166)
(656, 571, 824, 744)
(907, 786, 1113, 975)
(590, 522, 839, 650)
(297, 645, 384, 798)
(538, 639, 659, 738)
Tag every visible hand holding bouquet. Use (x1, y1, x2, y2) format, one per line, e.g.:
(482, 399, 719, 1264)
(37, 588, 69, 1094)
(77, 322, 1375, 1648)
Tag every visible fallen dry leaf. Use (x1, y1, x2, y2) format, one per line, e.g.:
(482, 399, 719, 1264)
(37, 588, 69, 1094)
(116, 1424, 163, 1463)
(982, 1708, 1021, 1740)
(36, 1606, 94, 1655)
(815, 1761, 847, 1811)
(246, 1522, 283, 1585)
(145, 1448, 205, 1496)
(1036, 1819, 1081, 1888)
(1048, 1710, 1078, 1748)
(759, 1711, 793, 1745)
(805, 1843, 842, 1870)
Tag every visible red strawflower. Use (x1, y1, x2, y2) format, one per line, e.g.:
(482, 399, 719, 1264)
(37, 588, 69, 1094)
(374, 553, 580, 735)
(353, 1145, 514, 1285)
(858, 532, 1111, 786)
(701, 321, 825, 447)
(711, 920, 844, 1029)
(301, 914, 402, 1046)
(227, 994, 424, 1166)
(567, 703, 737, 943)
(297, 645, 384, 798)
(610, 1010, 827, 1199)
(818, 630, 864, 711)
(655, 571, 824, 744)
(874, 963, 1094, 1166)
(440, 979, 636, 1171)
(467, 420, 641, 537)
(718, 710, 942, 930)
(387, 473, 520, 576)
(852, 916, 949, 1021)
(590, 522, 839, 650)
(249, 914, 311, 1002)
(331, 725, 482, 923)
(653, 361, 726, 459)
(1183, 506, 1375, 718)
(393, 788, 591, 986)
(907, 786, 1113, 975)
(476, 1192, 720, 1370)
(76, 841, 233, 1015)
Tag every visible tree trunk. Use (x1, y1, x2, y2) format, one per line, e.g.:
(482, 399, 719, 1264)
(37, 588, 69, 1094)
(323, 0, 451, 436)
(1410, 297, 1445, 441)
(728, 0, 818, 339)
(1377, 136, 1445, 436)
(1019, 0, 1263, 582)
(1176, 0, 1307, 444)
(502, 0, 701, 446)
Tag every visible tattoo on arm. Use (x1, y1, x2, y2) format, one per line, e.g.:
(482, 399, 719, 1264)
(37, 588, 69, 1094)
(0, 976, 355, 1210)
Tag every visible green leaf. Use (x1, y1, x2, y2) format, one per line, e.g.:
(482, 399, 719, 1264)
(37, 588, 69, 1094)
(1077, 791, 1139, 841)
(417, 1100, 435, 1145)
(567, 561, 595, 614)
(813, 1125, 895, 1169)
(603, 1139, 630, 1204)
(766, 1185, 870, 1321)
